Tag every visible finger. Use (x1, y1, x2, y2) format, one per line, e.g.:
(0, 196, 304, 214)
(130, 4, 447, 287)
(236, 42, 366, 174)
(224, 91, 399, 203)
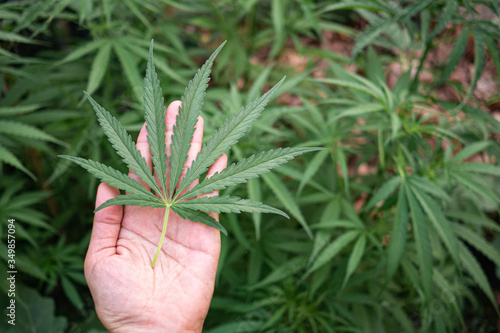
(198, 153, 227, 221)
(87, 183, 123, 257)
(205, 152, 228, 181)
(175, 116, 204, 196)
(128, 123, 152, 191)
(182, 116, 204, 177)
(165, 100, 182, 158)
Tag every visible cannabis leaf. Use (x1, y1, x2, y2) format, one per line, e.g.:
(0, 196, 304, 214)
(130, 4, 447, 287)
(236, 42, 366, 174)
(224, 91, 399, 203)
(60, 40, 321, 267)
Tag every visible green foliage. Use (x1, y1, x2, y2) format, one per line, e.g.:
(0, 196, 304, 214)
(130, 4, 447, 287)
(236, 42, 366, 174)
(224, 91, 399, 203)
(0, 287, 67, 333)
(62, 41, 319, 267)
(3, 0, 500, 331)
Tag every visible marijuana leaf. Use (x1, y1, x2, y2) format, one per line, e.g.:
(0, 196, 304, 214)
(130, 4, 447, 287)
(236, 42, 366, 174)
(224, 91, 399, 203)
(60, 40, 321, 267)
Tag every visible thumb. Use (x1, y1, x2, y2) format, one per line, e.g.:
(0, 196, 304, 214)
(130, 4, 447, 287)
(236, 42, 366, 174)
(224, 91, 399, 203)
(86, 183, 123, 259)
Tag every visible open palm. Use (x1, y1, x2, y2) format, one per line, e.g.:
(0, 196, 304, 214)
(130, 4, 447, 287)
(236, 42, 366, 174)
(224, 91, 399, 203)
(84, 101, 227, 333)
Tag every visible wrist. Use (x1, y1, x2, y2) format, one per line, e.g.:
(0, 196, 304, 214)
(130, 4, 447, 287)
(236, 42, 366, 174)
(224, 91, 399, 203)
(105, 318, 203, 333)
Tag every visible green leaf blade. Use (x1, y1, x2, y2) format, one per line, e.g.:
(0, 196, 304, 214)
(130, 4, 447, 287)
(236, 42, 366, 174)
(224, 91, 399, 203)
(83, 92, 162, 196)
(172, 206, 227, 235)
(176, 76, 286, 198)
(409, 184, 461, 270)
(168, 41, 226, 199)
(114, 42, 143, 101)
(306, 229, 360, 277)
(0, 143, 35, 179)
(343, 234, 366, 288)
(95, 194, 166, 212)
(365, 176, 402, 211)
(144, 40, 168, 199)
(174, 195, 288, 218)
(86, 43, 112, 96)
(0, 120, 61, 143)
(405, 184, 433, 300)
(451, 141, 490, 163)
(386, 186, 408, 282)
(458, 242, 498, 308)
(298, 148, 329, 195)
(59, 155, 154, 197)
(262, 173, 312, 238)
(183, 147, 321, 199)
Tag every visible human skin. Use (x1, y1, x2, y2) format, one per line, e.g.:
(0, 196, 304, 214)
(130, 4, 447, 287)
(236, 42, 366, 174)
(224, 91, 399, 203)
(84, 100, 227, 332)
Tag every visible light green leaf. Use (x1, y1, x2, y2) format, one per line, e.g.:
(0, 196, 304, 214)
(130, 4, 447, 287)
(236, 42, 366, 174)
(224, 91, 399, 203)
(317, 78, 383, 102)
(0, 104, 41, 116)
(340, 199, 365, 229)
(343, 234, 366, 288)
(366, 46, 385, 83)
(57, 39, 105, 64)
(452, 171, 499, 203)
(335, 146, 349, 195)
(409, 186, 460, 268)
(351, 18, 395, 60)
(247, 178, 262, 239)
(123, 0, 152, 29)
(175, 195, 288, 218)
(144, 40, 168, 199)
(407, 176, 450, 201)
(312, 220, 361, 230)
(183, 147, 320, 199)
(169, 42, 226, 199)
(0, 120, 60, 143)
(0, 30, 42, 44)
(95, 194, 166, 212)
(114, 42, 143, 101)
(86, 43, 112, 95)
(84, 92, 162, 196)
(329, 103, 384, 123)
(250, 256, 308, 290)
(453, 162, 500, 175)
(0, 143, 35, 179)
(59, 155, 154, 197)
(122, 39, 186, 84)
(172, 206, 227, 235)
(246, 66, 273, 103)
(270, 0, 285, 58)
(12, 0, 52, 33)
(306, 229, 360, 276)
(262, 173, 312, 238)
(446, 211, 500, 232)
(364, 176, 402, 211)
(298, 148, 329, 195)
(451, 141, 490, 163)
(177, 76, 285, 198)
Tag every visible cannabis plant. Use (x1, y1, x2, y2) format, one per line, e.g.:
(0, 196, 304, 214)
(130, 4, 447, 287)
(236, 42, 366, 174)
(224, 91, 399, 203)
(60, 41, 319, 267)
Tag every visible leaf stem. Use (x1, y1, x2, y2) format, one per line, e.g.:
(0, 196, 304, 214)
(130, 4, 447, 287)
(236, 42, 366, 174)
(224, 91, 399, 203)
(151, 206, 170, 268)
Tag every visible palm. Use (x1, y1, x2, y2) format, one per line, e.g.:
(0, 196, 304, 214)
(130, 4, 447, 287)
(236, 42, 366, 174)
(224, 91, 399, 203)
(84, 101, 227, 332)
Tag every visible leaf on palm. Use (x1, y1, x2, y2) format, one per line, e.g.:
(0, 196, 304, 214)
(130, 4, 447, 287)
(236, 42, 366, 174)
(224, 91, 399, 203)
(60, 40, 320, 267)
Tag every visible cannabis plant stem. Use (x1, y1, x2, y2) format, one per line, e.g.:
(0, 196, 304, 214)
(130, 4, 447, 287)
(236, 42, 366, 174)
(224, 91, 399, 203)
(151, 206, 170, 268)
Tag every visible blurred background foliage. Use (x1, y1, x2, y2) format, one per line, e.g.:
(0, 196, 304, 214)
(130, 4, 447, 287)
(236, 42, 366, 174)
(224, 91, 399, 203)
(1, 0, 500, 332)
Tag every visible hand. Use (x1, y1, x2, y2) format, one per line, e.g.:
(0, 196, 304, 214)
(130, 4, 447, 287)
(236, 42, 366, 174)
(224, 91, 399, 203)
(84, 100, 227, 333)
